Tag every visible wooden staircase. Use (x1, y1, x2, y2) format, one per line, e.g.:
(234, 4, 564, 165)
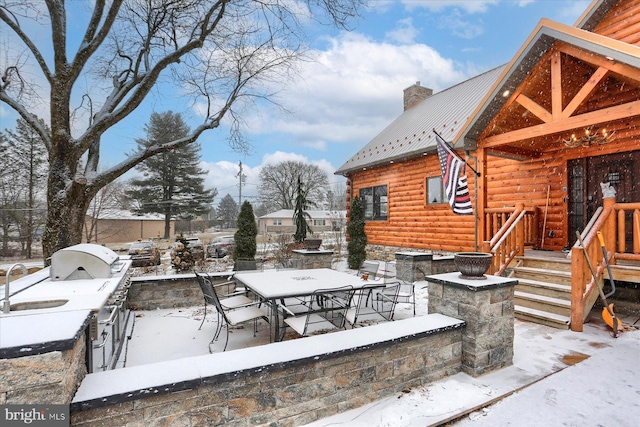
(509, 256, 572, 329)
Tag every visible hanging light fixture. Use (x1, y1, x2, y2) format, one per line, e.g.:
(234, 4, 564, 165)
(563, 127, 615, 148)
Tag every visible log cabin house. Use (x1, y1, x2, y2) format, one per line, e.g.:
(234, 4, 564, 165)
(336, 0, 640, 331)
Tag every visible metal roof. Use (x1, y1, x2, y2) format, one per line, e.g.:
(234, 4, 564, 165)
(335, 65, 505, 176)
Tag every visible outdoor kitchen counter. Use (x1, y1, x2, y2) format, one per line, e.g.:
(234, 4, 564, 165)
(1, 268, 129, 314)
(0, 265, 131, 358)
(0, 309, 93, 358)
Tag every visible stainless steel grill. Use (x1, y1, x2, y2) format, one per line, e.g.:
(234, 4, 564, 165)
(49, 244, 133, 373)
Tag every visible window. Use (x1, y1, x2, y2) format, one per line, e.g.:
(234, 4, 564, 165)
(272, 219, 282, 226)
(427, 176, 444, 204)
(359, 185, 388, 220)
(313, 219, 326, 226)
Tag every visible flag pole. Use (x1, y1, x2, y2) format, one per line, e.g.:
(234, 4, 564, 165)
(433, 130, 480, 177)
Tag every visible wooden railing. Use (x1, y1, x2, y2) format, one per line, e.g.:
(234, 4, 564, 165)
(570, 199, 640, 331)
(482, 204, 538, 276)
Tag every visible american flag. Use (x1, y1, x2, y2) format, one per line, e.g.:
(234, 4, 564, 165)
(435, 132, 473, 215)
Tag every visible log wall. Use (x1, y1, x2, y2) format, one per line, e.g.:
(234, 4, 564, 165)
(348, 155, 477, 253)
(593, 0, 640, 46)
(347, 134, 639, 253)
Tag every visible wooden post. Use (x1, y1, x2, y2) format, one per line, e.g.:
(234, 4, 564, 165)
(477, 147, 487, 244)
(570, 246, 585, 332)
(516, 203, 525, 256)
(603, 197, 616, 254)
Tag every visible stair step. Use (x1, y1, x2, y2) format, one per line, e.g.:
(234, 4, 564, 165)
(516, 256, 572, 272)
(512, 266, 572, 285)
(515, 305, 570, 329)
(515, 278, 571, 300)
(515, 291, 571, 316)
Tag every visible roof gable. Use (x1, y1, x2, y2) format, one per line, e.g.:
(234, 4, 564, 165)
(456, 18, 640, 152)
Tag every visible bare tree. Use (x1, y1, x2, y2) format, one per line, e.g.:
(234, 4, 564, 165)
(0, 0, 364, 261)
(258, 160, 330, 212)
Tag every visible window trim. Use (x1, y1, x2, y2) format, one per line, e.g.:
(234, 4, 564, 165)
(359, 185, 388, 221)
(426, 176, 445, 205)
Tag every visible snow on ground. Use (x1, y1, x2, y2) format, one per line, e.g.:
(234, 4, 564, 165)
(122, 260, 640, 426)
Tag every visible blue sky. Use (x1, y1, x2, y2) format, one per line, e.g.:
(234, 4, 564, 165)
(0, 0, 592, 205)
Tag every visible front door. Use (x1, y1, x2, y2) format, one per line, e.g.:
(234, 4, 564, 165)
(567, 150, 639, 249)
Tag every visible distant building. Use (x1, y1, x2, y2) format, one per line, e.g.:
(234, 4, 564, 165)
(84, 210, 175, 244)
(258, 209, 346, 235)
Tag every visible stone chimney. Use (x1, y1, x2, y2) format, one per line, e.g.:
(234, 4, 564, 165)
(403, 81, 433, 111)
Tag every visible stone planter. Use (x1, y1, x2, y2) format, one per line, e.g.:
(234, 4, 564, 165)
(303, 238, 322, 251)
(454, 252, 493, 279)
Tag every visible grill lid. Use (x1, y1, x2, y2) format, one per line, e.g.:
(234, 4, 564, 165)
(50, 244, 120, 281)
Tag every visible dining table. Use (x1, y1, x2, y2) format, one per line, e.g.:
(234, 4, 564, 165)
(233, 268, 385, 341)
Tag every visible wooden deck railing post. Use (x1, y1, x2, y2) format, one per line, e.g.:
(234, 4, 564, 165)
(515, 203, 525, 256)
(570, 246, 585, 332)
(635, 209, 640, 254)
(603, 197, 616, 254)
(482, 240, 495, 274)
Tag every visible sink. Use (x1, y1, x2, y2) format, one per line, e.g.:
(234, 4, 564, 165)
(9, 299, 69, 311)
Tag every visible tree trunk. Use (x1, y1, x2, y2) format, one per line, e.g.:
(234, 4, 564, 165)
(42, 185, 91, 263)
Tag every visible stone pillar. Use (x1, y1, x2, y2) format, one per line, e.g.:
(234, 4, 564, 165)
(395, 252, 432, 282)
(426, 272, 517, 377)
(291, 250, 333, 269)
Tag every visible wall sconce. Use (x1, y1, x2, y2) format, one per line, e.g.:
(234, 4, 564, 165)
(563, 127, 614, 148)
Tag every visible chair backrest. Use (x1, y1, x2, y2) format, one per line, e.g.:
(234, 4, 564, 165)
(379, 261, 397, 282)
(195, 272, 227, 319)
(397, 278, 415, 296)
(358, 260, 379, 278)
(235, 258, 263, 272)
(373, 281, 401, 321)
(349, 282, 400, 324)
(304, 286, 355, 334)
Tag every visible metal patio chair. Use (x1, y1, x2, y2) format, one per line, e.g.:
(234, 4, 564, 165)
(358, 260, 380, 279)
(194, 271, 254, 330)
(345, 281, 401, 326)
(279, 286, 355, 338)
(194, 272, 269, 352)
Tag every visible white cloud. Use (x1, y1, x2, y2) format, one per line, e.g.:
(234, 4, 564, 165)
(386, 18, 420, 44)
(244, 32, 468, 151)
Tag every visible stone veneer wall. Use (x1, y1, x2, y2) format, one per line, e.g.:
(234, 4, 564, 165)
(427, 274, 516, 377)
(70, 318, 464, 427)
(128, 273, 231, 310)
(291, 250, 333, 269)
(0, 334, 87, 404)
(366, 245, 457, 277)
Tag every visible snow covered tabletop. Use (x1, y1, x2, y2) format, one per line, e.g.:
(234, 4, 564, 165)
(234, 268, 384, 299)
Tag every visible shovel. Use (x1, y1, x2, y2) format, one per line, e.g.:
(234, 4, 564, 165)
(575, 231, 619, 337)
(597, 232, 622, 332)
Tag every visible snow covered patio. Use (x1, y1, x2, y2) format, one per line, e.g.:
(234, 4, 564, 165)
(117, 278, 640, 426)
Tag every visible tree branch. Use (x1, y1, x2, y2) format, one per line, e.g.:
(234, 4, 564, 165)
(0, 6, 52, 82)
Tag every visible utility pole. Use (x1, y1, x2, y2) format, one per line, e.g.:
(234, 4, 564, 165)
(237, 161, 246, 205)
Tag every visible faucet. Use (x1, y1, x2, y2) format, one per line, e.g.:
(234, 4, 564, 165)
(3, 263, 28, 314)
